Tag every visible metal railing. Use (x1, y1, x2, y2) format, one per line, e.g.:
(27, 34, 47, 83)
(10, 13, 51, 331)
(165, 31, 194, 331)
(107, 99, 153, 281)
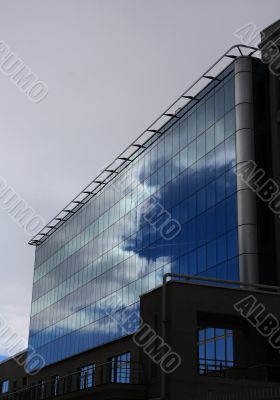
(1, 361, 144, 400)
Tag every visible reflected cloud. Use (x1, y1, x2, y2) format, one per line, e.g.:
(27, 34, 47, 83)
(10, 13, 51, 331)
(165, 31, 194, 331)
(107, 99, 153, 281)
(29, 93, 238, 367)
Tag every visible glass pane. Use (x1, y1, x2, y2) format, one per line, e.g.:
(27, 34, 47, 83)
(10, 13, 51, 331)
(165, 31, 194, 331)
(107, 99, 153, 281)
(215, 87, 225, 120)
(225, 78, 234, 112)
(197, 103, 206, 135)
(206, 96, 214, 128)
(216, 337, 225, 362)
(225, 109, 235, 138)
(215, 118, 224, 146)
(188, 111, 197, 143)
(206, 126, 215, 153)
(197, 133, 205, 159)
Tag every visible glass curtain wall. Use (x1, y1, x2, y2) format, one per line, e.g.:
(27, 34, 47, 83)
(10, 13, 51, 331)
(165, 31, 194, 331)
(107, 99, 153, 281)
(28, 63, 238, 367)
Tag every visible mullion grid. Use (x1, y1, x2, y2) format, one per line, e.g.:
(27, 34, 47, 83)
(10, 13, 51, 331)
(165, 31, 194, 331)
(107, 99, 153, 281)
(198, 327, 233, 374)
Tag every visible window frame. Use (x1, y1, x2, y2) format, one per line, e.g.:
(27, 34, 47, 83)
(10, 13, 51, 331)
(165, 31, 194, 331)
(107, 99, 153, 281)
(197, 327, 234, 374)
(79, 363, 96, 390)
(1, 380, 9, 394)
(51, 375, 60, 396)
(111, 352, 131, 384)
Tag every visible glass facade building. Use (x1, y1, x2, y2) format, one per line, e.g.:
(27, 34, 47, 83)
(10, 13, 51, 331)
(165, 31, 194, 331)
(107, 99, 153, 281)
(28, 62, 239, 367)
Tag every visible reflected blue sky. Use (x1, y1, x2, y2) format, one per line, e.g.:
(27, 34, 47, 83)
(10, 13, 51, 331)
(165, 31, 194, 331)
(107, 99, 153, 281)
(198, 327, 234, 373)
(0, 355, 7, 363)
(28, 63, 239, 368)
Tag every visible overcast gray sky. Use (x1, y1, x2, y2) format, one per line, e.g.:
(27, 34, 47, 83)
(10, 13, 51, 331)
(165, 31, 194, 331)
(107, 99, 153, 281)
(0, 0, 278, 360)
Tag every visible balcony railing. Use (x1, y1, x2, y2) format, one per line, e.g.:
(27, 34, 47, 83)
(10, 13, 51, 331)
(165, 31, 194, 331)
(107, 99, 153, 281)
(1, 361, 144, 400)
(198, 359, 280, 382)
